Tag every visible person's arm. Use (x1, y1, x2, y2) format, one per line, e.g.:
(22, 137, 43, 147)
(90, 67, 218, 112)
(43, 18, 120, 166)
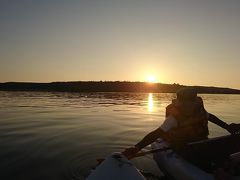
(122, 115, 177, 159)
(135, 127, 165, 150)
(208, 113, 240, 134)
(122, 127, 164, 159)
(208, 113, 228, 129)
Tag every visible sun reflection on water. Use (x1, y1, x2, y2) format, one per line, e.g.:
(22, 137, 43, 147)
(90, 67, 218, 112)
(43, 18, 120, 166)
(148, 93, 154, 112)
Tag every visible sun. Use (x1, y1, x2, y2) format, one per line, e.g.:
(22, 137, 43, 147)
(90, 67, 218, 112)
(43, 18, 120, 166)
(147, 75, 156, 83)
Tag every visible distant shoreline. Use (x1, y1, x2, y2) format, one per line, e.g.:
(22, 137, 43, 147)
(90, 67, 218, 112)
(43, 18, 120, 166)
(0, 81, 239, 94)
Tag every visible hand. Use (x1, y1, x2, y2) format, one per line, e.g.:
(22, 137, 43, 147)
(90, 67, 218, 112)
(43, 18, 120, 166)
(122, 146, 140, 159)
(226, 123, 240, 134)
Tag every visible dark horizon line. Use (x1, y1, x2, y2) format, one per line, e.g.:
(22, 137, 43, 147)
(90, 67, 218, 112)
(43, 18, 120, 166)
(0, 80, 239, 90)
(0, 81, 240, 94)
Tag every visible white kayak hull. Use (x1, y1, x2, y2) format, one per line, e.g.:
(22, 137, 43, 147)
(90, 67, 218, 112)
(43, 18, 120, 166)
(151, 139, 215, 180)
(86, 152, 146, 180)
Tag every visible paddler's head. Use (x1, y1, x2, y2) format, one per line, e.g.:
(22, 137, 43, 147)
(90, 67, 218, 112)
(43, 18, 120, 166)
(173, 87, 198, 116)
(176, 87, 197, 103)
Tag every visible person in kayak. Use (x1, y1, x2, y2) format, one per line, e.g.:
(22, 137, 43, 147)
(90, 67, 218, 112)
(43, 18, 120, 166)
(123, 87, 240, 159)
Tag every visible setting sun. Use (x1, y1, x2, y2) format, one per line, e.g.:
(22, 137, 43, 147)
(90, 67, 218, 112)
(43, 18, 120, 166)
(147, 75, 156, 83)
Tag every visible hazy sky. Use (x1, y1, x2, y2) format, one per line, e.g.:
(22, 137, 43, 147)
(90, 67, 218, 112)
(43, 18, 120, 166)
(1, 0, 240, 89)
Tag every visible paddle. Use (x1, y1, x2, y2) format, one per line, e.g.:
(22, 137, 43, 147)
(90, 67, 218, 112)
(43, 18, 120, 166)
(133, 146, 171, 158)
(96, 131, 240, 164)
(96, 146, 171, 164)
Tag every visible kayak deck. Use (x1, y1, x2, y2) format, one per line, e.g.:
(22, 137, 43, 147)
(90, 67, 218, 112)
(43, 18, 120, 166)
(87, 152, 146, 180)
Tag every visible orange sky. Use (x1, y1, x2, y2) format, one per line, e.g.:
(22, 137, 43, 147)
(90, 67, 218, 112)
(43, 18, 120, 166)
(1, 1, 240, 89)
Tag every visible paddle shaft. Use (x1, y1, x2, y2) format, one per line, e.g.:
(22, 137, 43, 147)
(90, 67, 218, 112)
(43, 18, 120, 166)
(96, 146, 171, 163)
(133, 146, 171, 158)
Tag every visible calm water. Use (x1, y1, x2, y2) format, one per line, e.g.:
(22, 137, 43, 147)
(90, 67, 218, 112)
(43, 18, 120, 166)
(0, 91, 239, 180)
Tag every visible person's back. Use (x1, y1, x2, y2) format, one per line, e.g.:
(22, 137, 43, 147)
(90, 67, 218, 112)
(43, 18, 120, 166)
(162, 88, 209, 144)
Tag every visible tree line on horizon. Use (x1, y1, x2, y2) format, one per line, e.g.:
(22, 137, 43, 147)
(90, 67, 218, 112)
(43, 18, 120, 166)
(0, 81, 239, 94)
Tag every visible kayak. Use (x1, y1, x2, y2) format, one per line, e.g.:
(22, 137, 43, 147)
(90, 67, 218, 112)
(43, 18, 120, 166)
(151, 134, 240, 180)
(86, 152, 145, 180)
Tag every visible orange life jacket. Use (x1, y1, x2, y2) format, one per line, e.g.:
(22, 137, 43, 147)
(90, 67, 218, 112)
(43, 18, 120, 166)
(163, 97, 209, 144)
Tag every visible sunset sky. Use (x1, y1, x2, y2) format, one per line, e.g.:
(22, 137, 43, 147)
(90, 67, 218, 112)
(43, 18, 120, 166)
(1, 0, 240, 89)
